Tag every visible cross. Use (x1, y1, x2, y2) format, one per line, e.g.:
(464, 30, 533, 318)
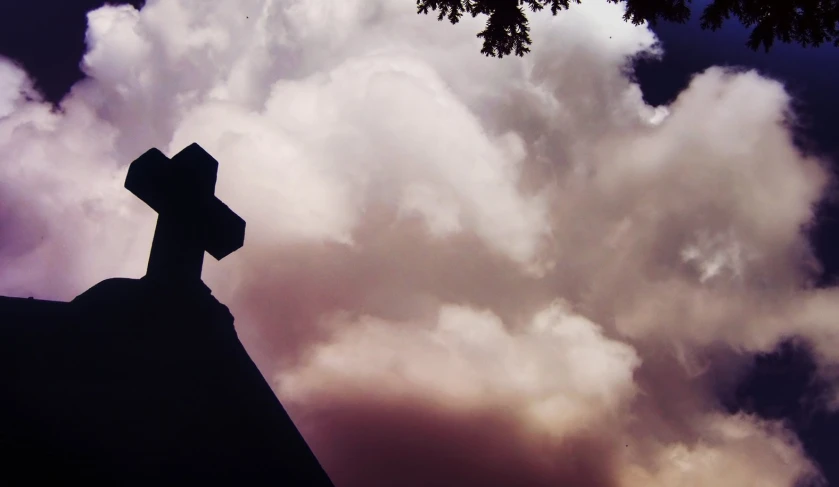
(125, 143, 246, 289)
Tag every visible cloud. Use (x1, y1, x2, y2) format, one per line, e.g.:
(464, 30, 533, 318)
(0, 60, 36, 118)
(0, 0, 833, 484)
(279, 303, 640, 431)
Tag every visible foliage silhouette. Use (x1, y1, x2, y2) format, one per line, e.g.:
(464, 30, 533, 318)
(417, 0, 839, 57)
(0, 144, 334, 485)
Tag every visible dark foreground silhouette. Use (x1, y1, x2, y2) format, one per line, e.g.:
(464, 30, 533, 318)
(417, 0, 839, 58)
(0, 144, 335, 485)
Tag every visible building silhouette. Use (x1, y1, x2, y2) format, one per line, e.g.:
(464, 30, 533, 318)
(0, 143, 334, 485)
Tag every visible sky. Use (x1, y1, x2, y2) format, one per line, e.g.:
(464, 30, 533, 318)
(1, 0, 838, 485)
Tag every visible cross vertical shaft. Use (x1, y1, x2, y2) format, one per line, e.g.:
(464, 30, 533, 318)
(147, 210, 206, 286)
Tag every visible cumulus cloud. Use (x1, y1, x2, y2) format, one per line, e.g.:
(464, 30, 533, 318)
(0, 0, 835, 485)
(0, 60, 35, 118)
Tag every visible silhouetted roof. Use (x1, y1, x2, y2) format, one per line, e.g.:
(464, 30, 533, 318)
(0, 143, 334, 485)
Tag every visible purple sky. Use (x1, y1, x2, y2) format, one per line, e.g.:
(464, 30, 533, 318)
(1, 1, 837, 485)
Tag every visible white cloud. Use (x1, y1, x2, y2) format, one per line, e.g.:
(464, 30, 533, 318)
(0, 59, 35, 118)
(279, 302, 640, 434)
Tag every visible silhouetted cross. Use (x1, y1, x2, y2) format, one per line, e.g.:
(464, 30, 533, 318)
(125, 143, 246, 288)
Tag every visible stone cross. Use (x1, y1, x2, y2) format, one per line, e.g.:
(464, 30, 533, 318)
(125, 143, 245, 288)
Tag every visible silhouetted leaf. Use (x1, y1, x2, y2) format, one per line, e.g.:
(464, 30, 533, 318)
(417, 0, 839, 57)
